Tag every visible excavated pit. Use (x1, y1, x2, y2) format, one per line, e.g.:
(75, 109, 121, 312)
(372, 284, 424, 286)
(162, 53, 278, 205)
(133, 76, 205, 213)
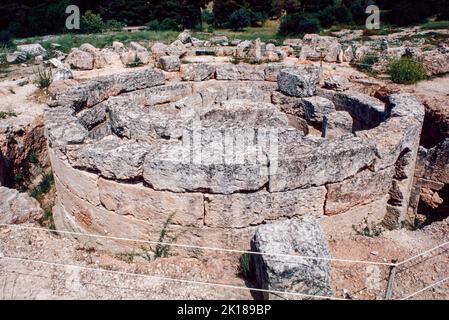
(44, 64, 425, 253)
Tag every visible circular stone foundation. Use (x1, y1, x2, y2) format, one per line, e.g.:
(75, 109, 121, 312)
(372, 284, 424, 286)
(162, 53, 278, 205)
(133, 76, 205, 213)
(45, 64, 425, 253)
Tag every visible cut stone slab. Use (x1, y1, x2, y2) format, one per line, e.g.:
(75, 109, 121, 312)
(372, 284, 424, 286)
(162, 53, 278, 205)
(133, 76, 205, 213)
(159, 56, 181, 72)
(251, 216, 333, 300)
(215, 64, 265, 81)
(278, 66, 320, 97)
(181, 64, 216, 81)
(204, 186, 326, 228)
(68, 136, 149, 180)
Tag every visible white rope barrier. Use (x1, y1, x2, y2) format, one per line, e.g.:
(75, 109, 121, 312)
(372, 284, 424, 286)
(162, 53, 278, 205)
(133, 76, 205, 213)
(0, 223, 396, 267)
(0, 254, 346, 300)
(401, 275, 449, 300)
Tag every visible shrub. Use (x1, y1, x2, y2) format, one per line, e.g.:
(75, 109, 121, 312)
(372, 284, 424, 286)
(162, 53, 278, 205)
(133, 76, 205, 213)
(421, 21, 449, 30)
(145, 20, 160, 31)
(349, 0, 366, 25)
(279, 13, 321, 36)
(316, 6, 337, 29)
(33, 66, 53, 90)
(104, 19, 125, 31)
(81, 10, 105, 33)
(202, 9, 215, 26)
(0, 30, 14, 46)
(357, 54, 379, 74)
(159, 18, 180, 31)
(388, 57, 427, 84)
(228, 8, 252, 31)
(334, 6, 353, 25)
(250, 11, 268, 27)
(388, 1, 432, 26)
(239, 253, 251, 278)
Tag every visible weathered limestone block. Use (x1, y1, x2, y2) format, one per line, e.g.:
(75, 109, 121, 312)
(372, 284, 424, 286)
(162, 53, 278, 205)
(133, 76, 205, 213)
(204, 186, 326, 228)
(159, 56, 181, 72)
(251, 216, 333, 300)
(0, 186, 43, 224)
(79, 43, 108, 68)
(423, 139, 449, 185)
(143, 139, 269, 195)
(97, 178, 204, 227)
(357, 117, 420, 171)
(54, 69, 166, 110)
(49, 148, 100, 206)
(323, 76, 348, 92)
(215, 64, 265, 81)
(121, 82, 192, 106)
(177, 30, 192, 44)
(327, 90, 385, 129)
(325, 167, 393, 216)
(302, 96, 336, 123)
(54, 177, 165, 251)
(65, 48, 94, 70)
(151, 42, 168, 60)
(264, 63, 294, 82)
(167, 40, 187, 57)
(277, 66, 320, 97)
(323, 111, 353, 139)
(270, 136, 377, 192)
(108, 101, 185, 142)
(17, 43, 47, 57)
(67, 136, 149, 180)
(77, 103, 107, 130)
(181, 64, 216, 81)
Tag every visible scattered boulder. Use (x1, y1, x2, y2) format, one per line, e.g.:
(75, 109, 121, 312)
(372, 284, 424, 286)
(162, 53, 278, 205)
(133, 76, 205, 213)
(6, 51, 27, 64)
(120, 50, 138, 66)
(151, 42, 168, 60)
(0, 186, 44, 224)
(65, 48, 94, 70)
(210, 35, 228, 45)
(17, 43, 47, 58)
(159, 56, 181, 72)
(112, 41, 125, 54)
(177, 30, 192, 44)
(278, 66, 320, 97)
(323, 76, 349, 92)
(250, 216, 333, 300)
(128, 42, 151, 65)
(167, 40, 187, 58)
(53, 67, 73, 81)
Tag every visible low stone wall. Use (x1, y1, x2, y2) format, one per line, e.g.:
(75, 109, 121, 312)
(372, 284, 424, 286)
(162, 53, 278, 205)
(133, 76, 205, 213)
(45, 64, 425, 253)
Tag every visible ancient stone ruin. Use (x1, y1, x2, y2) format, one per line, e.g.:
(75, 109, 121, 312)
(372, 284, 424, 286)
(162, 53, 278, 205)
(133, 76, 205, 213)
(45, 60, 425, 252)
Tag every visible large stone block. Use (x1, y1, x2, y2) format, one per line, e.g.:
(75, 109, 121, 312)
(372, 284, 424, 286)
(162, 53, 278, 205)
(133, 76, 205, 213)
(54, 69, 166, 110)
(270, 136, 377, 192)
(204, 186, 326, 228)
(181, 64, 216, 81)
(49, 148, 100, 206)
(97, 178, 204, 227)
(325, 168, 393, 215)
(251, 216, 333, 300)
(215, 64, 265, 81)
(67, 136, 149, 180)
(277, 66, 320, 97)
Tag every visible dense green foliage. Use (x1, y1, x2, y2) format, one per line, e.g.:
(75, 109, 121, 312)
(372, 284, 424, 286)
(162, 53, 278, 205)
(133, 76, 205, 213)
(1, 0, 448, 39)
(388, 57, 427, 84)
(279, 13, 320, 36)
